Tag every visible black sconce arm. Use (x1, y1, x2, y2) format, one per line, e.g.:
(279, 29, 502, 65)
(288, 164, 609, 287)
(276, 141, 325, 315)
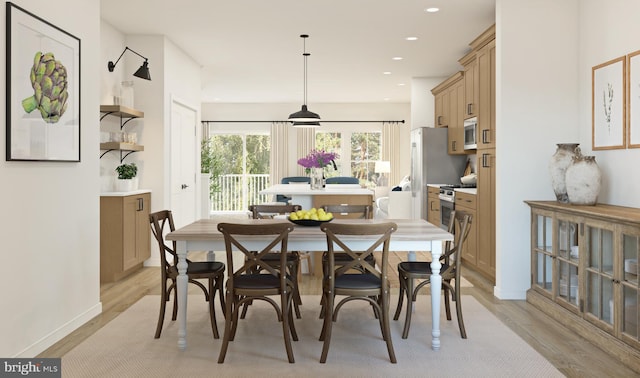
(108, 47, 149, 72)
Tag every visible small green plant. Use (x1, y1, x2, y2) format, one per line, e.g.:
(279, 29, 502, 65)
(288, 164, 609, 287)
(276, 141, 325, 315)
(115, 162, 137, 179)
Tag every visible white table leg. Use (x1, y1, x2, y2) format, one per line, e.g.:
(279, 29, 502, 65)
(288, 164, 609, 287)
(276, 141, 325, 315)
(176, 240, 189, 351)
(429, 241, 443, 351)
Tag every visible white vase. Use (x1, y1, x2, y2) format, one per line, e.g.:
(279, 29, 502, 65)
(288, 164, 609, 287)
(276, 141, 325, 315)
(548, 143, 580, 203)
(309, 168, 324, 190)
(115, 178, 135, 192)
(566, 155, 601, 206)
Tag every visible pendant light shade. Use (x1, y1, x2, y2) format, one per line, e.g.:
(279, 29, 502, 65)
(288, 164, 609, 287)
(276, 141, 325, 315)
(289, 35, 320, 124)
(292, 120, 320, 128)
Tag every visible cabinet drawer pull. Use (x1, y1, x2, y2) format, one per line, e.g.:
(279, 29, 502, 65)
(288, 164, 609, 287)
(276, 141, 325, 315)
(482, 129, 490, 144)
(137, 198, 144, 211)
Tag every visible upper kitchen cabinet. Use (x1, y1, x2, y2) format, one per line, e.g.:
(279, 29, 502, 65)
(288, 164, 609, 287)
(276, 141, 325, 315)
(431, 72, 466, 154)
(458, 25, 495, 122)
(459, 52, 478, 119)
(477, 38, 496, 150)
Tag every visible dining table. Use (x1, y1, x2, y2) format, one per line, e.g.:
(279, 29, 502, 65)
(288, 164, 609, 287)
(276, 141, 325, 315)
(166, 217, 453, 352)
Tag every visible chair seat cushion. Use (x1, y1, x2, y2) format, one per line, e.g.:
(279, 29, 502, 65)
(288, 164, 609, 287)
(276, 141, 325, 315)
(187, 261, 225, 275)
(234, 274, 281, 289)
(398, 261, 448, 276)
(335, 273, 381, 290)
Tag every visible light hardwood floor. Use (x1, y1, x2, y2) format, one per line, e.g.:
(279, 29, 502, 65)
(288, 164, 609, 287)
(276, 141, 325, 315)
(39, 260, 639, 377)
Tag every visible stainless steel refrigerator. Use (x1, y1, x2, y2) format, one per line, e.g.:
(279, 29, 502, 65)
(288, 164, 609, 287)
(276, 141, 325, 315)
(410, 127, 467, 220)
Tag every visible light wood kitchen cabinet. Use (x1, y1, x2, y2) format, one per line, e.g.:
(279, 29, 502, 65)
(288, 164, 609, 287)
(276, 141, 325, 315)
(526, 201, 640, 371)
(427, 186, 441, 227)
(432, 72, 466, 154)
(455, 191, 477, 266)
(100, 192, 151, 283)
(459, 52, 478, 119)
(477, 38, 496, 150)
(477, 149, 495, 280)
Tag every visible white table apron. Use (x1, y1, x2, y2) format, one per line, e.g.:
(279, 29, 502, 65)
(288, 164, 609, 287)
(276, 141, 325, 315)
(167, 218, 450, 352)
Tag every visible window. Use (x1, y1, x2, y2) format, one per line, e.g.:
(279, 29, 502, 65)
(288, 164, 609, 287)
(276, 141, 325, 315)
(315, 125, 382, 188)
(204, 129, 270, 212)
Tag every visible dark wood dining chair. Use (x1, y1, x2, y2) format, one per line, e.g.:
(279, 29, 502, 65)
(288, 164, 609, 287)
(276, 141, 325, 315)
(319, 221, 398, 363)
(149, 210, 225, 339)
(245, 204, 304, 319)
(217, 221, 298, 363)
(393, 210, 472, 339)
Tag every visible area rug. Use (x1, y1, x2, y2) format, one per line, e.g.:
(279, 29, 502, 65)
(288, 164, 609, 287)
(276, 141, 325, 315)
(62, 295, 562, 377)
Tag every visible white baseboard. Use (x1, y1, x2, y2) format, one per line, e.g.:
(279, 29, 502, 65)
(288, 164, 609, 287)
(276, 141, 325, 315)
(15, 302, 102, 357)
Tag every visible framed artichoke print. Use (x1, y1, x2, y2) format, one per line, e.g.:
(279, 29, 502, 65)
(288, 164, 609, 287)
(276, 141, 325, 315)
(592, 56, 626, 150)
(627, 50, 640, 148)
(6, 2, 80, 161)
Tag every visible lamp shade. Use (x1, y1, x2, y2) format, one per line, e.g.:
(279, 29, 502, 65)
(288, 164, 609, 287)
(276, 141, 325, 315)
(288, 105, 320, 123)
(133, 61, 151, 81)
(375, 161, 391, 173)
(292, 120, 320, 128)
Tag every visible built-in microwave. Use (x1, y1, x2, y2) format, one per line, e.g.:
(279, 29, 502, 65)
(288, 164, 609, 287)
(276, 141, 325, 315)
(463, 117, 478, 150)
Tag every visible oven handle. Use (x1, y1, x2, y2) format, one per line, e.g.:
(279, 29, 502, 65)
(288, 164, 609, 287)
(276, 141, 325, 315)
(438, 195, 455, 203)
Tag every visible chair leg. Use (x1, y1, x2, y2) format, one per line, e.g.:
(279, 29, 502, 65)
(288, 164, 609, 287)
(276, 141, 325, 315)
(393, 271, 406, 320)
(217, 292, 235, 363)
(281, 293, 295, 363)
(319, 293, 334, 363)
(455, 280, 467, 339)
(208, 278, 220, 339)
(381, 292, 397, 363)
(216, 274, 226, 319)
(155, 280, 168, 339)
(443, 285, 452, 321)
(401, 277, 415, 339)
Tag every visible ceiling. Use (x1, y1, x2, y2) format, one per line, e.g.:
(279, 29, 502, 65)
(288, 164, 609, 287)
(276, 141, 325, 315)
(100, 0, 495, 104)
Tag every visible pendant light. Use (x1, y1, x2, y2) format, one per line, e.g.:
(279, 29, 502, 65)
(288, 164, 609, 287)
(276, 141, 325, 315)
(288, 34, 321, 124)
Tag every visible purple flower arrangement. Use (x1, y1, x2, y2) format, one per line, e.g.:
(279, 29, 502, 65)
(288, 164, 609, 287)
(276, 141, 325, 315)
(297, 149, 338, 171)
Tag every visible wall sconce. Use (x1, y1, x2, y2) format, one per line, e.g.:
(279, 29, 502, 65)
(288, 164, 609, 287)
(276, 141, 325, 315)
(107, 46, 151, 81)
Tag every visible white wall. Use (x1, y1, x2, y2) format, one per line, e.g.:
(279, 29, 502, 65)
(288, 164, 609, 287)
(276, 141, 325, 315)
(494, 0, 580, 299)
(578, 0, 640, 208)
(0, 0, 102, 356)
(201, 102, 412, 182)
(411, 77, 448, 129)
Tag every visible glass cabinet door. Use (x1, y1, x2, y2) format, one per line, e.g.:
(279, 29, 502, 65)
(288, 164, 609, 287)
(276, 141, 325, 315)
(532, 211, 554, 295)
(584, 221, 615, 330)
(556, 217, 579, 308)
(621, 228, 639, 346)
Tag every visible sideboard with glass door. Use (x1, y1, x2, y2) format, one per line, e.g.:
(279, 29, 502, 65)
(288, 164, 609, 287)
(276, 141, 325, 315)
(526, 201, 640, 373)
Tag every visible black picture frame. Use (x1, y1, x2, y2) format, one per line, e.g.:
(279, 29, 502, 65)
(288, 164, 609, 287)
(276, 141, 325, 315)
(6, 2, 81, 162)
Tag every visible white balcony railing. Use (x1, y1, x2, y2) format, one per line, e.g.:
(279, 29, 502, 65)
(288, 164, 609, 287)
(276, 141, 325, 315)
(209, 174, 271, 212)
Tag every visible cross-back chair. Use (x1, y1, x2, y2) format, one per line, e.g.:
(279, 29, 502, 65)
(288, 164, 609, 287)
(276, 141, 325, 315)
(149, 210, 225, 339)
(246, 204, 304, 318)
(319, 221, 398, 363)
(216, 221, 298, 363)
(393, 210, 472, 339)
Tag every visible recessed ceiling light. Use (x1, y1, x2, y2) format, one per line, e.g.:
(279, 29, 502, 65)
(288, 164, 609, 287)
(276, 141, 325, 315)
(392, 57, 403, 61)
(383, 71, 392, 75)
(406, 37, 418, 41)
(398, 83, 406, 86)
(425, 7, 439, 13)
(383, 98, 391, 101)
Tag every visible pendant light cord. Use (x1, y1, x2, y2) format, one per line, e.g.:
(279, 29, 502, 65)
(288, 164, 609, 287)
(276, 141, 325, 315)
(302, 35, 309, 106)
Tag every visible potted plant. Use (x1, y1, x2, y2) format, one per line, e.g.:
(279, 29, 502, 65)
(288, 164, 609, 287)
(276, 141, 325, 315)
(114, 162, 138, 192)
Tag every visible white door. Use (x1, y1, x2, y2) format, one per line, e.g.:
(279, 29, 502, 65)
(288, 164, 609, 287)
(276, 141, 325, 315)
(170, 98, 198, 229)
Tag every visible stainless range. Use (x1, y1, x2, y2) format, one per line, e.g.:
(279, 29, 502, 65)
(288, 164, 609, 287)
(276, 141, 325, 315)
(438, 184, 476, 230)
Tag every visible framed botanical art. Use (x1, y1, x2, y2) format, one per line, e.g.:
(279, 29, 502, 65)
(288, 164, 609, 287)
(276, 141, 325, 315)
(6, 2, 81, 161)
(592, 56, 626, 150)
(627, 50, 640, 148)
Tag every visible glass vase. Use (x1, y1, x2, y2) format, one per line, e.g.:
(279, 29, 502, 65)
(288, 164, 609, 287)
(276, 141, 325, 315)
(309, 168, 324, 190)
